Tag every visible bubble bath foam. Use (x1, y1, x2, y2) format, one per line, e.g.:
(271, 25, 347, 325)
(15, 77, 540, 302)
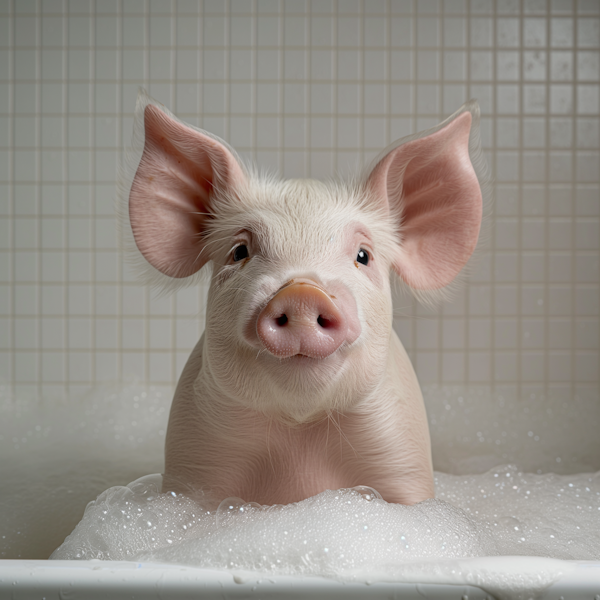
(1, 383, 599, 600)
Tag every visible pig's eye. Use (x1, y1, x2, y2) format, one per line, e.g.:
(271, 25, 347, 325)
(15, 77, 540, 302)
(233, 245, 249, 262)
(356, 248, 369, 265)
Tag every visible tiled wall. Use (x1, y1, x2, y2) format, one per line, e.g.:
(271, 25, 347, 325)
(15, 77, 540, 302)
(0, 0, 598, 402)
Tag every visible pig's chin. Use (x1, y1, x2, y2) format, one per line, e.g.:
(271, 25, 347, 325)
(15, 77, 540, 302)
(243, 345, 376, 422)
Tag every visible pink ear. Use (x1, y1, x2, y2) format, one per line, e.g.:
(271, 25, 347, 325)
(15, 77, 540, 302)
(367, 109, 482, 290)
(129, 103, 246, 278)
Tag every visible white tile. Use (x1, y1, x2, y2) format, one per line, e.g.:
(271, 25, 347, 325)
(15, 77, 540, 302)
(497, 85, 520, 114)
(149, 351, 172, 382)
(95, 352, 118, 381)
(336, 50, 359, 81)
(494, 351, 517, 382)
(416, 84, 439, 114)
(122, 318, 145, 349)
(468, 318, 491, 348)
(122, 351, 145, 380)
(14, 315, 36, 351)
(548, 285, 572, 315)
(549, 319, 572, 349)
(284, 15, 306, 45)
(15, 351, 39, 382)
(95, 251, 118, 282)
(417, 17, 439, 47)
(416, 317, 438, 348)
(15, 117, 38, 148)
(363, 117, 386, 149)
(311, 16, 332, 46)
(524, 17, 547, 47)
(123, 16, 146, 46)
(336, 117, 359, 149)
(41, 317, 65, 350)
(390, 17, 413, 46)
(415, 350, 439, 383)
(68, 350, 91, 382)
(15, 251, 38, 283)
(15, 83, 38, 115)
(578, 17, 600, 48)
(150, 15, 172, 46)
(521, 352, 544, 381)
(575, 352, 599, 382)
(283, 117, 305, 147)
(149, 49, 173, 79)
(309, 150, 333, 178)
(442, 318, 465, 350)
(577, 51, 600, 82)
(149, 318, 172, 349)
(575, 286, 599, 316)
(14, 284, 37, 316)
(442, 351, 464, 382)
(41, 284, 65, 315)
(576, 318, 600, 349)
(96, 285, 118, 317)
(0, 318, 10, 350)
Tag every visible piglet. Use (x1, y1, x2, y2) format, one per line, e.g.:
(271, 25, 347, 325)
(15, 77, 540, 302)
(125, 91, 484, 507)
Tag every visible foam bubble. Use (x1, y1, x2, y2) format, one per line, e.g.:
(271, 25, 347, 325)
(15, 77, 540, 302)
(50, 477, 499, 568)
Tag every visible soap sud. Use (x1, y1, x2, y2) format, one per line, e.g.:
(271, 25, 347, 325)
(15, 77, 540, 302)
(50, 477, 498, 566)
(50, 467, 600, 568)
(2, 381, 600, 597)
(48, 468, 599, 599)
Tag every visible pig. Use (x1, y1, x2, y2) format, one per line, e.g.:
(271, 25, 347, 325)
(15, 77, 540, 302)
(124, 90, 484, 508)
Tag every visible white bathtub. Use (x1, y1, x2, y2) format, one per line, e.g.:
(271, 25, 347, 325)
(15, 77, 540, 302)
(1, 558, 600, 599)
(2, 384, 600, 599)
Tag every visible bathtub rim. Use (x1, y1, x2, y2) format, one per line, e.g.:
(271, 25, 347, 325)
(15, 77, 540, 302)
(0, 558, 599, 599)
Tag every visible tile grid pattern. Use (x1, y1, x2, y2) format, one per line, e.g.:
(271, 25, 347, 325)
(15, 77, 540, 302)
(0, 0, 598, 403)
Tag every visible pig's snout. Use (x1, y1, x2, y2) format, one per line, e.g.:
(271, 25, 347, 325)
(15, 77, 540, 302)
(256, 281, 350, 359)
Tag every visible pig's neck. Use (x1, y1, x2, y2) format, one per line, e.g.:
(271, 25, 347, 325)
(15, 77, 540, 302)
(164, 332, 432, 506)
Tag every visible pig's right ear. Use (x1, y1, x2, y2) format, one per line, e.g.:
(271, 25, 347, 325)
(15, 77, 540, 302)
(128, 94, 246, 279)
(365, 101, 485, 294)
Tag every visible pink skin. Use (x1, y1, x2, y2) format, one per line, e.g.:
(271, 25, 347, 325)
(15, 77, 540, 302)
(127, 92, 484, 508)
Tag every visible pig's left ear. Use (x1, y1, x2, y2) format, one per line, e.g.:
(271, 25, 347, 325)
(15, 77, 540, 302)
(121, 89, 247, 284)
(365, 101, 484, 291)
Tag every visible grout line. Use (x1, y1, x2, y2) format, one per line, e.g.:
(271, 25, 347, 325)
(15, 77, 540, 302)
(439, 0, 446, 384)
(543, 0, 550, 396)
(570, 1, 579, 401)
(90, 0, 97, 386)
(516, 0, 524, 400)
(36, 0, 41, 401)
(169, 0, 181, 386)
(359, 0, 364, 170)
(116, 0, 123, 384)
(410, 0, 418, 377)
(62, 0, 69, 397)
(278, 0, 284, 176)
(8, 0, 14, 400)
(385, 0, 390, 149)
(252, 0, 257, 166)
(489, 0, 496, 389)
(306, 2, 312, 177)
(142, 0, 150, 386)
(197, 0, 205, 362)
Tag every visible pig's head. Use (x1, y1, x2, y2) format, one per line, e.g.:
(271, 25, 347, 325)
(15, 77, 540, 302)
(127, 92, 483, 423)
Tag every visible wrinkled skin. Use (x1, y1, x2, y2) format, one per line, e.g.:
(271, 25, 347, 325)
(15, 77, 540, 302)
(127, 92, 483, 508)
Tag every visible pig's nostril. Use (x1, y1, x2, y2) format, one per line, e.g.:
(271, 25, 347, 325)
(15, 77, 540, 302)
(276, 314, 288, 327)
(317, 315, 331, 329)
